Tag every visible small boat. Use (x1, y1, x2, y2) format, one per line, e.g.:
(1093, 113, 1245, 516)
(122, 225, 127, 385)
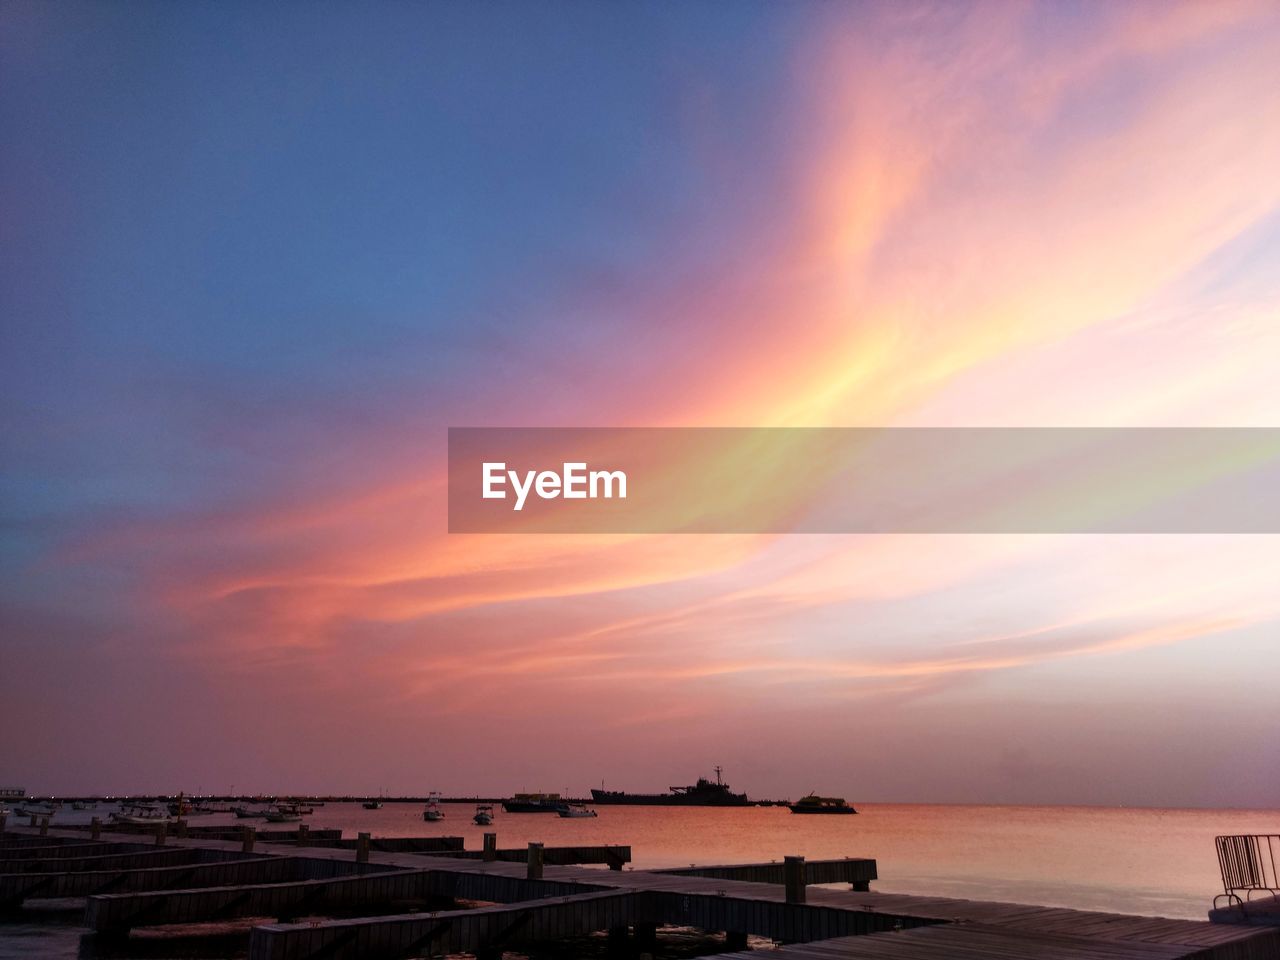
(232, 805, 267, 819)
(16, 802, 58, 818)
(424, 792, 445, 822)
(472, 803, 493, 825)
(787, 794, 857, 815)
(557, 802, 598, 818)
(111, 804, 171, 825)
(264, 804, 303, 823)
(362, 799, 384, 810)
(71, 800, 97, 810)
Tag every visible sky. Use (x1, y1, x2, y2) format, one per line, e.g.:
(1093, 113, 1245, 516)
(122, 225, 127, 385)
(2, 1, 1279, 806)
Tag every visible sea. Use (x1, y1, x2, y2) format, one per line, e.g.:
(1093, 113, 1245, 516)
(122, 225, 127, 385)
(2, 801, 1275, 958)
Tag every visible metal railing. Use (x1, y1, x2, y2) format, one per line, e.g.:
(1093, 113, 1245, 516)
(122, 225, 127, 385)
(1215, 834, 1280, 910)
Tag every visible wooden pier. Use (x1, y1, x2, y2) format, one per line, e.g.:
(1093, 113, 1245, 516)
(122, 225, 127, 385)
(2, 823, 1277, 960)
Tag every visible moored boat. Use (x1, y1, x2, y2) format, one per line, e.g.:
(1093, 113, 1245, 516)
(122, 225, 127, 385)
(502, 792, 563, 813)
(16, 802, 58, 818)
(472, 803, 493, 825)
(424, 792, 445, 822)
(264, 804, 303, 823)
(787, 794, 857, 814)
(557, 802, 598, 818)
(111, 804, 171, 825)
(590, 766, 750, 806)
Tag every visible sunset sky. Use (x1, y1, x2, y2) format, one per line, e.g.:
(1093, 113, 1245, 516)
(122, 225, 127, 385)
(2, 1, 1279, 806)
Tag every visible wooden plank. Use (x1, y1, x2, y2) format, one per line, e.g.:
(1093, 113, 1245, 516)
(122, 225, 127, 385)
(86, 868, 429, 933)
(656, 857, 877, 886)
(247, 891, 637, 960)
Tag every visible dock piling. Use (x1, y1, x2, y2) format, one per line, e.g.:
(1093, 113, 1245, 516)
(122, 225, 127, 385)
(784, 855, 806, 903)
(90, 817, 101, 840)
(527, 841, 544, 880)
(356, 831, 370, 863)
(153, 822, 167, 846)
(241, 826, 255, 854)
(635, 920, 658, 950)
(607, 924, 630, 956)
(482, 832, 497, 861)
(39, 816, 49, 837)
(296, 824, 309, 847)
(174, 819, 188, 839)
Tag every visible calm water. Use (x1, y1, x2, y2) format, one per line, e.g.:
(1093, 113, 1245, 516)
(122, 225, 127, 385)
(3, 802, 1276, 957)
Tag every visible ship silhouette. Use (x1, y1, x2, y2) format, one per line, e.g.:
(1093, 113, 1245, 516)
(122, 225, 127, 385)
(591, 766, 751, 806)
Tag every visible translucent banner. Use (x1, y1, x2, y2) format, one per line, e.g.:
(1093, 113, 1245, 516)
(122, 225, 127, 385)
(447, 428, 1280, 533)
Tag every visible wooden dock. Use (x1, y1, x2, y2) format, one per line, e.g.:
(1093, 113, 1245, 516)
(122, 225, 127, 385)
(3, 822, 1276, 960)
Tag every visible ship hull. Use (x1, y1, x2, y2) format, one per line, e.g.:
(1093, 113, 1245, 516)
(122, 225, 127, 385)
(501, 801, 563, 813)
(590, 790, 750, 807)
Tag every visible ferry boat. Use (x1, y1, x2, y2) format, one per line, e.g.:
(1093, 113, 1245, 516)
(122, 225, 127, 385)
(787, 794, 857, 814)
(501, 792, 564, 813)
(472, 803, 494, 825)
(590, 767, 750, 806)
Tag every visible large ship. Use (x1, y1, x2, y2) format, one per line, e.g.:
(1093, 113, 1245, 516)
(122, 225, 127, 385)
(591, 767, 751, 806)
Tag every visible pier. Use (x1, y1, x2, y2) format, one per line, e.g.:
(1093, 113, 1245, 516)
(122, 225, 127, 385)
(3, 822, 1277, 959)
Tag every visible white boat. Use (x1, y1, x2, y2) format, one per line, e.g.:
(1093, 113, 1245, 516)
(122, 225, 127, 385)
(111, 805, 171, 825)
(472, 803, 493, 825)
(264, 803, 304, 822)
(424, 792, 445, 822)
(557, 803, 598, 818)
(16, 802, 57, 818)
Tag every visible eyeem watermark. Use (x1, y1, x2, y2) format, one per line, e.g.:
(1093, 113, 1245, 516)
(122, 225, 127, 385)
(448, 427, 1280, 533)
(482, 461, 627, 511)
